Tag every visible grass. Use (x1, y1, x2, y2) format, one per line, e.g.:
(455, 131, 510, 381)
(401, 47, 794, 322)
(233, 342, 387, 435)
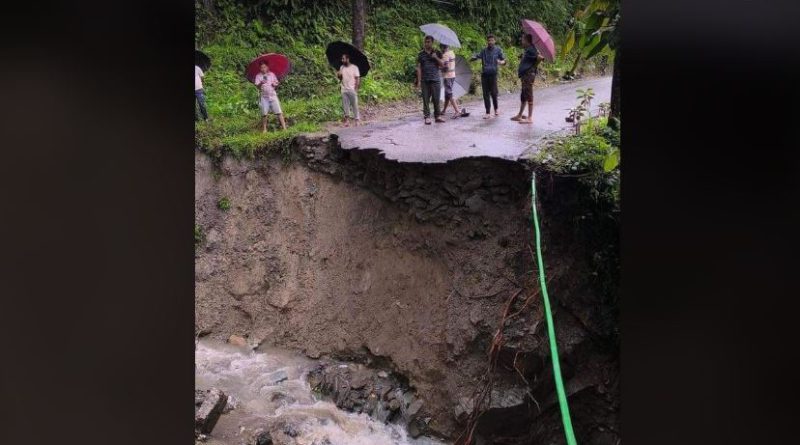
(217, 197, 231, 211)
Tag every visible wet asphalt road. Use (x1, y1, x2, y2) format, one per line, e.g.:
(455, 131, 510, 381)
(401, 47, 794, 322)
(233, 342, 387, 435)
(332, 76, 611, 163)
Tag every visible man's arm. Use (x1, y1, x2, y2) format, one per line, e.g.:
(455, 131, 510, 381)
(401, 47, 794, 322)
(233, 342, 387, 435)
(432, 51, 444, 68)
(355, 76, 360, 90)
(498, 48, 507, 65)
(470, 48, 482, 62)
(416, 62, 421, 88)
(337, 67, 343, 79)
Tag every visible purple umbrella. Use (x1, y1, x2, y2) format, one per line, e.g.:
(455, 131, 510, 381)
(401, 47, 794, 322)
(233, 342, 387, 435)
(521, 19, 556, 61)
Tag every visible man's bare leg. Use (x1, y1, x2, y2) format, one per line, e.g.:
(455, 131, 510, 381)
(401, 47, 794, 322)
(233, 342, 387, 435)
(511, 102, 526, 121)
(343, 116, 350, 127)
(451, 99, 461, 116)
(278, 113, 287, 130)
(261, 115, 269, 133)
(520, 101, 534, 124)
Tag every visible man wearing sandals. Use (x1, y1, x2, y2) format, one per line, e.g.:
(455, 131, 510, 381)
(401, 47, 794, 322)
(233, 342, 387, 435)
(416, 35, 445, 125)
(439, 43, 467, 119)
(471, 34, 506, 119)
(511, 34, 542, 124)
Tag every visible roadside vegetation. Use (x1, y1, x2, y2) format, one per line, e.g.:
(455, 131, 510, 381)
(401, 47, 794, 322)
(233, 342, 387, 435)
(195, 0, 614, 158)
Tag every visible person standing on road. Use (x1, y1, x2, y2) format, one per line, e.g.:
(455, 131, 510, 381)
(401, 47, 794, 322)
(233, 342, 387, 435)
(195, 64, 208, 121)
(337, 54, 361, 127)
(511, 33, 542, 124)
(416, 35, 445, 125)
(253, 61, 287, 133)
(471, 34, 506, 119)
(439, 43, 467, 119)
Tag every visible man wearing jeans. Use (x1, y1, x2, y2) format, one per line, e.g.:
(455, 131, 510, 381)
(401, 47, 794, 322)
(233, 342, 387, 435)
(337, 54, 361, 127)
(471, 34, 506, 119)
(416, 35, 445, 125)
(195, 64, 208, 121)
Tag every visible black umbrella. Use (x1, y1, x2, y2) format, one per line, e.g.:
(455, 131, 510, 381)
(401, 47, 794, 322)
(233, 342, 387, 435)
(195, 50, 211, 72)
(325, 41, 370, 77)
(440, 55, 472, 100)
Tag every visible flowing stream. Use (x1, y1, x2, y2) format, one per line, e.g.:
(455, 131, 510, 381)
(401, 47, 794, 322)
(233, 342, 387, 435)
(195, 339, 445, 445)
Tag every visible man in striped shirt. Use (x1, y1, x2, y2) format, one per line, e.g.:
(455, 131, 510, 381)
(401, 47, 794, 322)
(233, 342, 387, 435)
(439, 43, 467, 119)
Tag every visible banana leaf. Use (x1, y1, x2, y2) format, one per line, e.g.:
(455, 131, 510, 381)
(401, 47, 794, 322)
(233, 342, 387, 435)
(584, 33, 609, 60)
(562, 30, 576, 58)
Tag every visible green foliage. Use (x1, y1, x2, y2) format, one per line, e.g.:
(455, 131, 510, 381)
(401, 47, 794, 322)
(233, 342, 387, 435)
(217, 197, 231, 211)
(561, 0, 619, 75)
(196, 116, 320, 159)
(535, 115, 620, 209)
(194, 223, 203, 249)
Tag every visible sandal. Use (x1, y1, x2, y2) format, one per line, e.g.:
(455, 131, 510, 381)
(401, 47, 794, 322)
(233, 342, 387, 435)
(435, 117, 445, 123)
(424, 118, 431, 125)
(510, 115, 523, 122)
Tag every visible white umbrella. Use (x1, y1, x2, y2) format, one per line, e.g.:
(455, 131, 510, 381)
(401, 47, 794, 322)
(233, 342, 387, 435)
(419, 23, 461, 48)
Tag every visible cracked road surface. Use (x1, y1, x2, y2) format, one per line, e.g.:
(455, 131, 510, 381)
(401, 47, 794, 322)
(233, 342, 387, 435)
(331, 76, 611, 163)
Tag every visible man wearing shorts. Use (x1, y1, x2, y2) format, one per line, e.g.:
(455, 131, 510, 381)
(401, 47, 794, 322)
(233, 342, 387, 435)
(253, 61, 287, 133)
(439, 44, 466, 119)
(512, 34, 541, 124)
(337, 54, 361, 127)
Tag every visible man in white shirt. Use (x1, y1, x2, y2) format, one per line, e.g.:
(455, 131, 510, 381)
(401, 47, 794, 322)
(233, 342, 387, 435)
(195, 65, 208, 121)
(253, 61, 287, 133)
(337, 54, 361, 127)
(439, 44, 467, 119)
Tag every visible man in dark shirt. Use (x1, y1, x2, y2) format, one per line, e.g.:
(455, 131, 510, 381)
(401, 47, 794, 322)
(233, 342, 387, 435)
(471, 34, 506, 119)
(416, 35, 445, 124)
(512, 33, 542, 124)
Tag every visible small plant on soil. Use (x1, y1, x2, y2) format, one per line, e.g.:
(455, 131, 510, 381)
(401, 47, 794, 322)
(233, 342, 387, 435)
(218, 197, 231, 211)
(566, 88, 596, 134)
(195, 223, 204, 249)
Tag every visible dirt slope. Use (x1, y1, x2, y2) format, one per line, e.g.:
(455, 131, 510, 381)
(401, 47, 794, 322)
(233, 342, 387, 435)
(195, 137, 618, 443)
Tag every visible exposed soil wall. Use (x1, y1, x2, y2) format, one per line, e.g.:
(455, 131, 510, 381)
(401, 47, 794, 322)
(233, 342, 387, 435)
(195, 137, 618, 444)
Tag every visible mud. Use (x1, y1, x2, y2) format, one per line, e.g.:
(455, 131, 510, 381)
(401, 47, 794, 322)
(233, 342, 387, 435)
(195, 137, 618, 443)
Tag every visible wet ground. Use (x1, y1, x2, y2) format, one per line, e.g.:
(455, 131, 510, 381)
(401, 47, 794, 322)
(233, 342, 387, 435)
(331, 76, 611, 163)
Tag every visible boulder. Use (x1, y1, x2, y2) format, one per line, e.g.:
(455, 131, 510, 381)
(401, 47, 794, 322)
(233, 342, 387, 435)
(254, 430, 273, 445)
(407, 399, 424, 417)
(228, 335, 247, 347)
(266, 369, 289, 385)
(195, 388, 228, 435)
(475, 386, 531, 437)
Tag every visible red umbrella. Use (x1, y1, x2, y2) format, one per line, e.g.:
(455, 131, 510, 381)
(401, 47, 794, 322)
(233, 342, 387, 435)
(245, 53, 291, 83)
(521, 19, 556, 61)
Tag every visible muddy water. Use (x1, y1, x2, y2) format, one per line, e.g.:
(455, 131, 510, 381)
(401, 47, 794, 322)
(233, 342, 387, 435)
(195, 339, 445, 445)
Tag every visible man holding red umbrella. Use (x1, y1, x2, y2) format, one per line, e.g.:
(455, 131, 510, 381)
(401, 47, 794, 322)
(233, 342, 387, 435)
(253, 61, 287, 132)
(511, 33, 543, 124)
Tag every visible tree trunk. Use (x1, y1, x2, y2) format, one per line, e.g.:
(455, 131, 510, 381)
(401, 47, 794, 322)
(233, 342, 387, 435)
(609, 47, 620, 128)
(566, 52, 583, 78)
(352, 0, 366, 51)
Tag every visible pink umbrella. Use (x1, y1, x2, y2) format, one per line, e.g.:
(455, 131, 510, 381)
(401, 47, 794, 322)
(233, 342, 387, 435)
(521, 19, 556, 61)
